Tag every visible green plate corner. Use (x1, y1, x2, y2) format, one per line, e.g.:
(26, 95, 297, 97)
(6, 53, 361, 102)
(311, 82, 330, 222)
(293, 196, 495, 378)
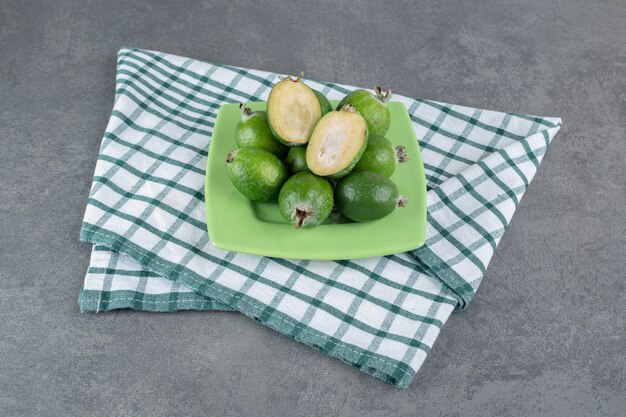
(205, 101, 426, 260)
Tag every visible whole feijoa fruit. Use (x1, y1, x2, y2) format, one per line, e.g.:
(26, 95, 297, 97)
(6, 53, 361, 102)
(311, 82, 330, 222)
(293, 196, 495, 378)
(336, 87, 392, 136)
(306, 105, 368, 179)
(285, 146, 310, 174)
(226, 148, 288, 202)
(278, 172, 334, 229)
(353, 134, 408, 177)
(267, 72, 322, 146)
(335, 171, 408, 222)
(235, 104, 288, 158)
(313, 90, 333, 116)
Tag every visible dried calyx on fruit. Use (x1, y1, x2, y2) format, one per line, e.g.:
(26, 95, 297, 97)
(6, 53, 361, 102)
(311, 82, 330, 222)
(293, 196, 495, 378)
(352, 134, 409, 177)
(278, 172, 334, 229)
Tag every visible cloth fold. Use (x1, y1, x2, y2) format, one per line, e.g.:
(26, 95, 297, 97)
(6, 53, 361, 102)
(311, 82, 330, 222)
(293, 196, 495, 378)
(79, 48, 560, 387)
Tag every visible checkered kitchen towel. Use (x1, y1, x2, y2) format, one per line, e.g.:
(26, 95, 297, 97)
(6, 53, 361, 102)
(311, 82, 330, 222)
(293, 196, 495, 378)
(79, 48, 561, 387)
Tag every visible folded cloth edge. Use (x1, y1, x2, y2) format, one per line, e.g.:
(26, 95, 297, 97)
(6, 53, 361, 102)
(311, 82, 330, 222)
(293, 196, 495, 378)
(412, 123, 561, 310)
(79, 224, 427, 388)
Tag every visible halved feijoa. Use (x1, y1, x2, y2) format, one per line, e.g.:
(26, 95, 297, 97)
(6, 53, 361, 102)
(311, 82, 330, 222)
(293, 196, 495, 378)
(278, 172, 333, 229)
(335, 171, 408, 222)
(285, 146, 310, 174)
(313, 90, 332, 116)
(353, 134, 408, 177)
(306, 105, 368, 179)
(235, 104, 288, 158)
(267, 73, 322, 146)
(226, 148, 288, 202)
(336, 87, 392, 136)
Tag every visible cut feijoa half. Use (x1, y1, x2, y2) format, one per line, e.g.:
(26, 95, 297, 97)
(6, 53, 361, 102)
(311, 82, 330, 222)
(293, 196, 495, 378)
(335, 171, 408, 222)
(352, 134, 408, 177)
(279, 172, 334, 229)
(305, 105, 368, 179)
(235, 104, 288, 158)
(336, 87, 392, 136)
(267, 73, 322, 146)
(226, 148, 288, 202)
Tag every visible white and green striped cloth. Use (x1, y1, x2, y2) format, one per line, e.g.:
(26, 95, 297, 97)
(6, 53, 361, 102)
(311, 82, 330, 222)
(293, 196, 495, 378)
(79, 48, 561, 388)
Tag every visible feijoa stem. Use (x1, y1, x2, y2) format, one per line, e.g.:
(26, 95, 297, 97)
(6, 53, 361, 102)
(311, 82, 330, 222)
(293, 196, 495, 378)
(374, 86, 392, 103)
(239, 103, 253, 119)
(278, 71, 305, 82)
(397, 196, 409, 208)
(226, 150, 236, 163)
(293, 206, 314, 229)
(395, 145, 409, 163)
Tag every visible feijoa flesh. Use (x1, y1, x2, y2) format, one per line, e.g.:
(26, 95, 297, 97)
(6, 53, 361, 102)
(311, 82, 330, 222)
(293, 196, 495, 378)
(278, 172, 334, 229)
(335, 171, 408, 222)
(226, 148, 288, 202)
(336, 87, 392, 136)
(306, 105, 368, 179)
(267, 73, 322, 146)
(353, 134, 408, 177)
(235, 104, 288, 158)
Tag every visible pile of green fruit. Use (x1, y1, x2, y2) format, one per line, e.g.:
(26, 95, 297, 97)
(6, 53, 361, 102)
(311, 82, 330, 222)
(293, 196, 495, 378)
(226, 73, 409, 229)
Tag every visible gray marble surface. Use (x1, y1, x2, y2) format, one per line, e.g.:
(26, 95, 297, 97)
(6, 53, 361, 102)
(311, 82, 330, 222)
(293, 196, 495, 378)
(1, 0, 624, 415)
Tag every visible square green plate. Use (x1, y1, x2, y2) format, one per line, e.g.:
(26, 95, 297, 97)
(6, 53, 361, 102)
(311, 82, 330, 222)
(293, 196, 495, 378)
(205, 101, 426, 260)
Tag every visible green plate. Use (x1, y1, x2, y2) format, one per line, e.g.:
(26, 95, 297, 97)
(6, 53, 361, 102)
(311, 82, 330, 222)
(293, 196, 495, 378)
(205, 101, 426, 260)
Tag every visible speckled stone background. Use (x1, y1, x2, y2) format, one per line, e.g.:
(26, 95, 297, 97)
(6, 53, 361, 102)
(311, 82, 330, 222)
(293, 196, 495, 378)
(1, 0, 624, 416)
